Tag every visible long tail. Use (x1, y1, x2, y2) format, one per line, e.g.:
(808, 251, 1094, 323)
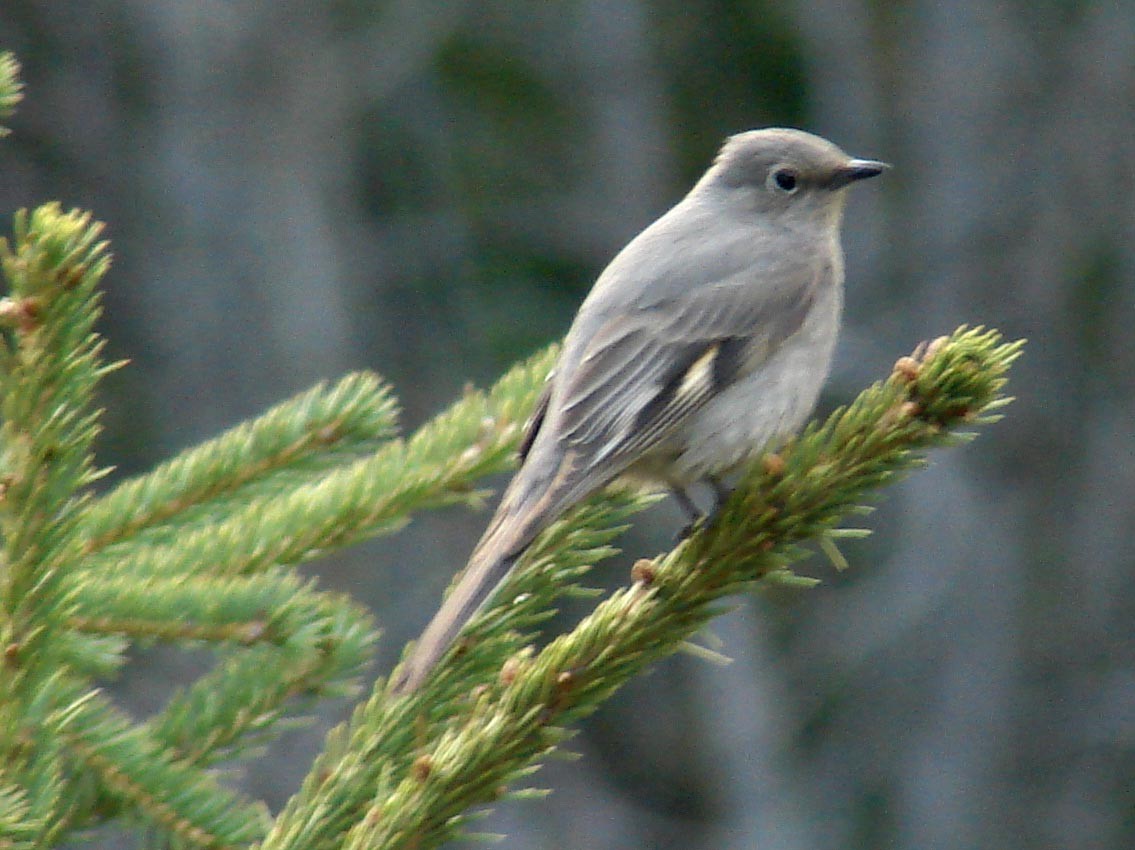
(391, 452, 580, 694)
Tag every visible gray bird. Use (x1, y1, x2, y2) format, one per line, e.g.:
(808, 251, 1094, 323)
(393, 128, 886, 693)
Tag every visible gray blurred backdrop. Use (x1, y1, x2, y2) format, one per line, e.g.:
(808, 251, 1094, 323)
(2, 2, 1133, 849)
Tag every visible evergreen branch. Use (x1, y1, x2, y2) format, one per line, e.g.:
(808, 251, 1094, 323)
(395, 490, 648, 712)
(0, 206, 114, 847)
(52, 631, 127, 680)
(75, 347, 556, 581)
(67, 571, 352, 645)
(0, 206, 111, 627)
(256, 494, 640, 850)
(77, 372, 399, 555)
(56, 686, 271, 849)
(0, 53, 22, 136)
(146, 588, 377, 766)
(2, 672, 96, 847)
(148, 636, 368, 768)
(262, 327, 1021, 850)
(64, 570, 377, 765)
(0, 780, 38, 850)
(67, 615, 264, 645)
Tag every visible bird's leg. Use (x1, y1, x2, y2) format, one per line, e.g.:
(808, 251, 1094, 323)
(670, 486, 704, 542)
(706, 474, 732, 518)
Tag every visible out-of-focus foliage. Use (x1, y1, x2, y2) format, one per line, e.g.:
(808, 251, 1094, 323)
(1, 2, 1131, 849)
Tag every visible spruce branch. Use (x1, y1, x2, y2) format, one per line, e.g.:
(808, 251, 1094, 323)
(0, 194, 384, 846)
(0, 782, 37, 850)
(64, 568, 378, 765)
(54, 685, 272, 848)
(0, 205, 112, 632)
(0, 205, 114, 846)
(146, 582, 377, 766)
(1, 673, 76, 849)
(261, 327, 1021, 850)
(0, 134, 552, 845)
(76, 372, 399, 555)
(51, 630, 127, 679)
(67, 571, 352, 644)
(0, 52, 21, 136)
(74, 347, 556, 582)
(257, 495, 642, 850)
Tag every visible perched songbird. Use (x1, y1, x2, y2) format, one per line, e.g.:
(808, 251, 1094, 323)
(393, 128, 887, 693)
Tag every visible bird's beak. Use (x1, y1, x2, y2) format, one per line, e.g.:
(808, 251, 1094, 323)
(829, 158, 890, 189)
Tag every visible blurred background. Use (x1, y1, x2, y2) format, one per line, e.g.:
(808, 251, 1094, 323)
(2, 1, 1133, 848)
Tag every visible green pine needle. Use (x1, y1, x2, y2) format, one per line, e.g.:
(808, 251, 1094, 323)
(0, 53, 23, 136)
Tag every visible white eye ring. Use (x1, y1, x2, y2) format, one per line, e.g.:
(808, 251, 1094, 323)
(768, 167, 799, 194)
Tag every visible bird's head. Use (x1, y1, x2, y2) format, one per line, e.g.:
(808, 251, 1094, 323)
(704, 127, 888, 226)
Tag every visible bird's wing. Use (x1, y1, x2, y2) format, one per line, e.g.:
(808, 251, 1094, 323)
(554, 259, 825, 470)
(518, 375, 553, 463)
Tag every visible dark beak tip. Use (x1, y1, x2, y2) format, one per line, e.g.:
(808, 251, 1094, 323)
(828, 158, 889, 189)
(848, 159, 890, 180)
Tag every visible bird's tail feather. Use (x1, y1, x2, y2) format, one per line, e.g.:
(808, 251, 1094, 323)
(391, 460, 574, 694)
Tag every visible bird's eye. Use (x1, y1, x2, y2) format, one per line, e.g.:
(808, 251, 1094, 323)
(771, 168, 798, 193)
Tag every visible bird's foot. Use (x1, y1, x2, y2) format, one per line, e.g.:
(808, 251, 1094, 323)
(670, 476, 733, 542)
